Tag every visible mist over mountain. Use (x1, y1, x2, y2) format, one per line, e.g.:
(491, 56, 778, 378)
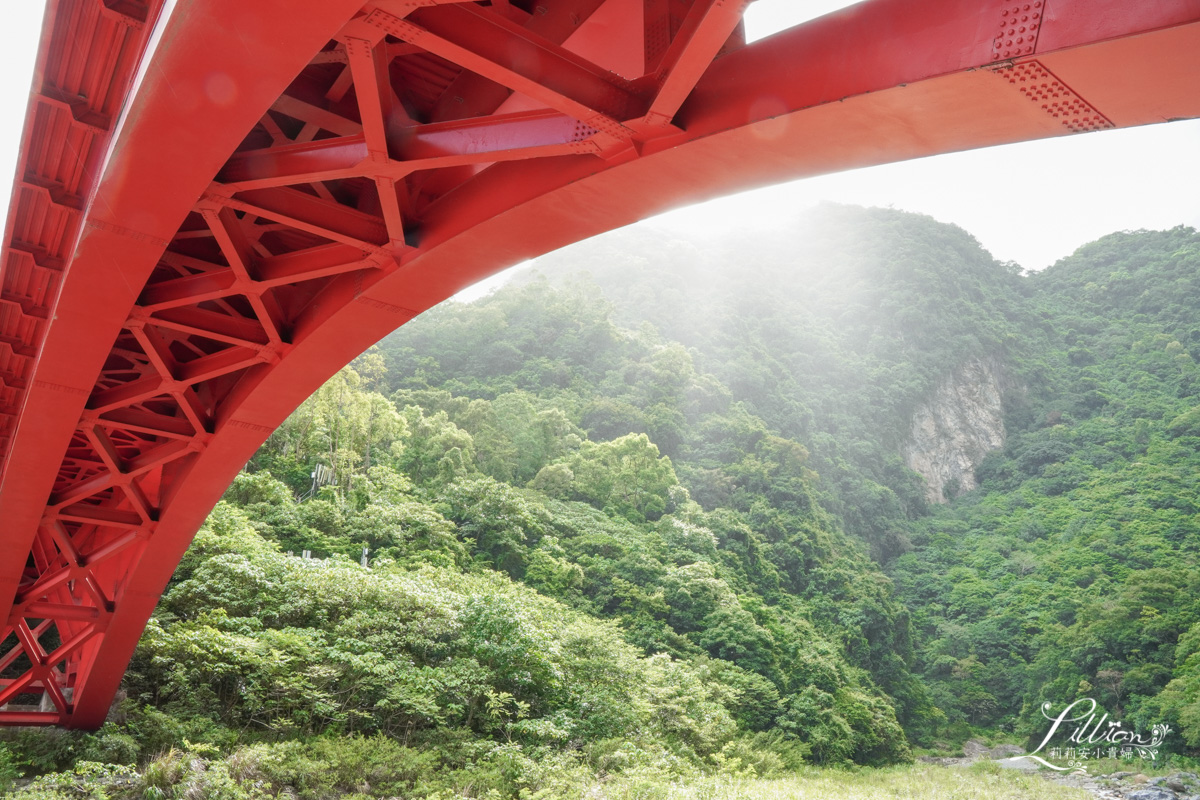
(382, 204, 1200, 747)
(4, 205, 1198, 798)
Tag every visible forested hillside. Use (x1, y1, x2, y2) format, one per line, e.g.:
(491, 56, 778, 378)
(3, 206, 1198, 798)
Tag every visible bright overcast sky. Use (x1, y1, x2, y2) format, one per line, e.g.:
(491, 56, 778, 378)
(3, 0, 1198, 275)
(659, 0, 1200, 272)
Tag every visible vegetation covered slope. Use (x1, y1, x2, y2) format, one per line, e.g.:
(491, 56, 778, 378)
(380, 206, 1200, 747)
(3, 207, 1199, 798)
(890, 225, 1200, 742)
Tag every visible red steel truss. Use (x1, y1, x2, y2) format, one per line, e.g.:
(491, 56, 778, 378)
(1, 0, 1198, 728)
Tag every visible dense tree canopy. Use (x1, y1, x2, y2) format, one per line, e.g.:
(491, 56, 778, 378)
(5, 207, 1198, 798)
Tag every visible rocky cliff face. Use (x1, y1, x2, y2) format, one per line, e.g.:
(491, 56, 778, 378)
(901, 358, 1009, 504)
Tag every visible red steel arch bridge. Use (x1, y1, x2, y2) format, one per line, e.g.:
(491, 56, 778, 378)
(1, 0, 1198, 728)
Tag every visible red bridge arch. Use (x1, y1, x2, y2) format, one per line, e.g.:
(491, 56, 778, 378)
(1, 0, 1198, 727)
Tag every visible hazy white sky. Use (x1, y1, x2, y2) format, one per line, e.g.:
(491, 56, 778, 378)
(663, 0, 1200, 272)
(2, 0, 1197, 275)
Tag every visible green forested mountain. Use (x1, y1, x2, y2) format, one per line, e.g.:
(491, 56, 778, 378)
(379, 206, 1200, 744)
(892, 224, 1200, 744)
(4, 206, 1199, 798)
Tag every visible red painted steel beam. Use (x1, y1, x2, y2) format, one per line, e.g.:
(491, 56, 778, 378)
(218, 137, 370, 189)
(216, 191, 388, 252)
(424, 0, 609, 123)
(1, 0, 1198, 728)
(378, 5, 645, 135)
(641, 0, 748, 125)
(0, 0, 167, 460)
(0, 0, 367, 724)
(218, 111, 600, 190)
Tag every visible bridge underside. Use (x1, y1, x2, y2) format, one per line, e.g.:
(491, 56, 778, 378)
(1, 0, 1198, 727)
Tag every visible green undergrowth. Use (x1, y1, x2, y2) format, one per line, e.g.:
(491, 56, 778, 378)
(4, 207, 1200, 796)
(2, 759, 1090, 800)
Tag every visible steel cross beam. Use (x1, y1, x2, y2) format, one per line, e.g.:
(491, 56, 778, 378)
(1, 0, 1199, 728)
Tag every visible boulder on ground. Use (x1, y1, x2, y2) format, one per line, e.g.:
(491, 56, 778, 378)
(1124, 788, 1177, 800)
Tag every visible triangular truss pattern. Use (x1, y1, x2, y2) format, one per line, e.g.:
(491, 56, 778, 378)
(215, 0, 749, 240)
(1, 0, 750, 725)
(9, 0, 1193, 730)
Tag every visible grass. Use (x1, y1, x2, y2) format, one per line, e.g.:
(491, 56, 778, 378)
(3, 753, 1120, 799)
(1077, 756, 1183, 777)
(600, 763, 1094, 800)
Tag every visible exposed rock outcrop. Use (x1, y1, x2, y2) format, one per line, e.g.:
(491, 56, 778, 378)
(902, 357, 1010, 504)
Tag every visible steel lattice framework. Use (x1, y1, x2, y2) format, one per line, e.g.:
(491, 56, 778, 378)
(1, 0, 1198, 728)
